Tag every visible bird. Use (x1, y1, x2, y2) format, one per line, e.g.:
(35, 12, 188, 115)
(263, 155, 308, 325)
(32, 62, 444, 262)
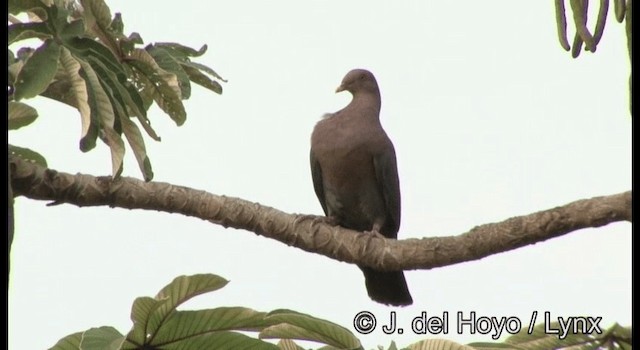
(309, 69, 413, 306)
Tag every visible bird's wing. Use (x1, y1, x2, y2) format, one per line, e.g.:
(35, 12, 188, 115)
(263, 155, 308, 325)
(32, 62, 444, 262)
(310, 149, 329, 216)
(373, 144, 401, 237)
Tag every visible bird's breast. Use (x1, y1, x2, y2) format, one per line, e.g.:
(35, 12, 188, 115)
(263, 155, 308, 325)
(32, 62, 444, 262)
(311, 119, 388, 231)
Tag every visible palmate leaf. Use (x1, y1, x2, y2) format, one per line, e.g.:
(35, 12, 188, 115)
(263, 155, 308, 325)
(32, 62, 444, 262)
(467, 321, 633, 350)
(83, 53, 159, 141)
(79, 327, 125, 350)
(8, 144, 47, 167)
(8, 0, 47, 15)
(49, 327, 125, 350)
(408, 339, 473, 350)
(8, 22, 53, 45)
(52, 274, 377, 350)
(260, 310, 362, 350)
(181, 60, 227, 83)
(71, 57, 99, 152)
(79, 0, 119, 54)
(146, 45, 191, 99)
(124, 274, 231, 348)
(153, 42, 208, 58)
(144, 274, 229, 337)
(8, 101, 38, 130)
(9, 0, 225, 182)
(126, 48, 186, 125)
(159, 332, 280, 350)
(80, 0, 112, 32)
(58, 47, 91, 143)
(182, 64, 223, 94)
(125, 296, 168, 345)
(59, 19, 86, 40)
(75, 56, 125, 178)
(277, 339, 306, 350)
(63, 36, 124, 76)
(13, 39, 61, 101)
(152, 307, 270, 344)
(149, 42, 226, 89)
(100, 125, 126, 179)
(48, 331, 82, 350)
(121, 116, 154, 181)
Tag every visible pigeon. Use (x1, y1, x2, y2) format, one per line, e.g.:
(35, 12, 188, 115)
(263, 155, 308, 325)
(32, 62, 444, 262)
(310, 69, 413, 306)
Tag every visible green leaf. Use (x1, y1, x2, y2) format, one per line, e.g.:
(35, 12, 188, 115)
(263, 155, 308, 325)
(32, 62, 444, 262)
(17, 47, 36, 61)
(8, 101, 38, 130)
(80, 0, 118, 54)
(59, 19, 86, 40)
(9, 0, 47, 15)
(146, 274, 229, 338)
(126, 48, 186, 125)
(8, 49, 16, 64)
(75, 57, 109, 152)
(79, 326, 125, 350)
(9, 144, 48, 167)
(80, 0, 113, 31)
(277, 339, 306, 350)
(13, 39, 61, 101)
(48, 331, 82, 350)
(153, 42, 208, 58)
(147, 46, 191, 99)
(504, 321, 595, 349)
(128, 32, 144, 45)
(181, 60, 227, 82)
(127, 296, 168, 344)
(466, 341, 521, 349)
(182, 64, 223, 94)
(80, 64, 125, 178)
(100, 122, 126, 178)
(87, 55, 160, 141)
(111, 12, 124, 35)
(63, 37, 125, 77)
(121, 116, 154, 181)
(82, 59, 127, 178)
(8, 22, 53, 44)
(261, 310, 361, 350)
(406, 339, 473, 350)
(152, 308, 270, 344)
(58, 48, 92, 144)
(159, 331, 280, 350)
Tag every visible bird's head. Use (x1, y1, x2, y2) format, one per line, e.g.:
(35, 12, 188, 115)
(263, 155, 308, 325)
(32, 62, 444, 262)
(335, 69, 379, 95)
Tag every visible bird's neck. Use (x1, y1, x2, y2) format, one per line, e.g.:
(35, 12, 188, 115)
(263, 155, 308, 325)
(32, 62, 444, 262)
(349, 92, 381, 116)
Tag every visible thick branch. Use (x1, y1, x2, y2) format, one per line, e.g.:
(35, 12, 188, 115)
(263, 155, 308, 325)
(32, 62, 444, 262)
(10, 156, 631, 271)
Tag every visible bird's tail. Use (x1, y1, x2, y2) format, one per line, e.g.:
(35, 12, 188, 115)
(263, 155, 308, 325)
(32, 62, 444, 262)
(359, 266, 413, 306)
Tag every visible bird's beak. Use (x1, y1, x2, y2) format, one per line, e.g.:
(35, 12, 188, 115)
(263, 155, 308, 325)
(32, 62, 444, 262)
(335, 84, 345, 93)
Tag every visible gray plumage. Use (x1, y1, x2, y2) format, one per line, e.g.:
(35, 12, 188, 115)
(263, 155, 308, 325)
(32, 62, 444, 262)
(310, 69, 413, 306)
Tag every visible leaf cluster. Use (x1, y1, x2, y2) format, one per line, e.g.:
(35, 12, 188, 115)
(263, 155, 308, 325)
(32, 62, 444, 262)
(49, 274, 363, 350)
(47, 273, 631, 350)
(8, 0, 225, 181)
(553, 0, 632, 114)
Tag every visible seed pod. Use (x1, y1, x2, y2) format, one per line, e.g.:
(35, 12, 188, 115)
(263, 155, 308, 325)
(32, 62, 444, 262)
(570, 0, 596, 52)
(555, 0, 572, 51)
(614, 0, 626, 23)
(592, 0, 609, 45)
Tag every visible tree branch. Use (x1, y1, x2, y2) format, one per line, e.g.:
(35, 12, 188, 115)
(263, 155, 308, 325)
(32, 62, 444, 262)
(10, 155, 631, 271)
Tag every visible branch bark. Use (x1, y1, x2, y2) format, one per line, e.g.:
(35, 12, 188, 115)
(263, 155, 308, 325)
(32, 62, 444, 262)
(10, 155, 631, 272)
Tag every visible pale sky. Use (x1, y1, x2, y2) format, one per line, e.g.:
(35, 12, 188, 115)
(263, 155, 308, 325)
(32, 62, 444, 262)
(8, 1, 631, 349)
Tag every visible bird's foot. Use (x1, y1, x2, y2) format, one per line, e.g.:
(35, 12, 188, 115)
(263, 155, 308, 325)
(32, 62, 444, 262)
(364, 229, 387, 241)
(294, 214, 339, 226)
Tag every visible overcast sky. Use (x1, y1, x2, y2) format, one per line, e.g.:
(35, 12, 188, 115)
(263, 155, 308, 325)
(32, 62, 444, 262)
(8, 1, 631, 349)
